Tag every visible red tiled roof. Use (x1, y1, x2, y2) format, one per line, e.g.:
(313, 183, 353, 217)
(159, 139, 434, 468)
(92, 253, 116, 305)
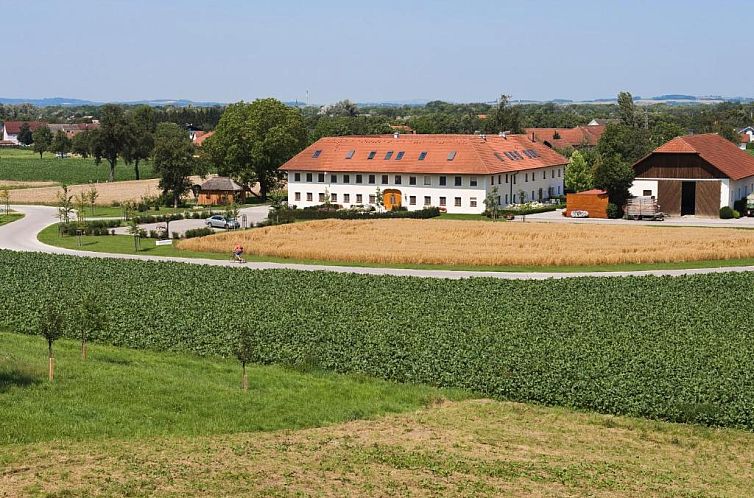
(525, 125, 606, 148)
(280, 134, 568, 175)
(194, 130, 214, 146)
(573, 189, 607, 195)
(741, 133, 751, 144)
(649, 133, 754, 180)
(2, 121, 46, 134)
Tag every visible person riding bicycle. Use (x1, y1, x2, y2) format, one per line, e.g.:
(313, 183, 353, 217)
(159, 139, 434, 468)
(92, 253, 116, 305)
(233, 243, 244, 262)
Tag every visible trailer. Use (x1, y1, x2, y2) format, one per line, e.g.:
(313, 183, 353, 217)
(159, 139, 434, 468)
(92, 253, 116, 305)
(624, 196, 664, 221)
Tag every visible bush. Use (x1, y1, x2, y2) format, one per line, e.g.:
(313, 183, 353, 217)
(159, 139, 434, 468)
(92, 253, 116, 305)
(720, 206, 736, 219)
(606, 203, 620, 219)
(733, 199, 747, 214)
(184, 227, 214, 239)
(274, 206, 441, 223)
(60, 219, 120, 236)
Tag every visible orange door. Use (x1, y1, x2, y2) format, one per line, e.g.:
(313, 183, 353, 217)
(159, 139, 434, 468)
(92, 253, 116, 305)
(383, 189, 402, 210)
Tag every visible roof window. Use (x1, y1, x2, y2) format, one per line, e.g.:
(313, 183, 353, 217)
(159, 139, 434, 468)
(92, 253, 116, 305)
(345, 150, 355, 159)
(447, 151, 457, 161)
(384, 151, 393, 160)
(418, 151, 427, 160)
(312, 150, 322, 158)
(395, 151, 405, 160)
(367, 151, 377, 160)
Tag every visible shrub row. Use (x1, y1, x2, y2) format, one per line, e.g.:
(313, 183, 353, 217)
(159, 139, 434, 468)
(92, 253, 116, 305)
(1, 250, 753, 430)
(59, 219, 121, 236)
(131, 210, 218, 224)
(275, 206, 441, 222)
(183, 227, 214, 239)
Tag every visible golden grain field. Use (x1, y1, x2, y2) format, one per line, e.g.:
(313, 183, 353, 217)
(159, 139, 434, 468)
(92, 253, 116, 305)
(177, 219, 754, 267)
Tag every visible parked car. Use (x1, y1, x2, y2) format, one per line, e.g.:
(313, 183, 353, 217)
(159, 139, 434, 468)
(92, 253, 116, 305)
(206, 214, 240, 229)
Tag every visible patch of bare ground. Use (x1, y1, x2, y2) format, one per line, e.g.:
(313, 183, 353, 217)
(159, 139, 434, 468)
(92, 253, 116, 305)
(2, 399, 753, 497)
(8, 176, 206, 205)
(0, 180, 58, 190)
(178, 218, 754, 267)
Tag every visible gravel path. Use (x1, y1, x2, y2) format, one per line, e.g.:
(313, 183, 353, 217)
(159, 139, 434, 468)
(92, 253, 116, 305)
(4, 204, 754, 280)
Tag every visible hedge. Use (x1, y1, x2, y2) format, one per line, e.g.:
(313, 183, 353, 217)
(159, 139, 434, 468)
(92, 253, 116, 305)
(275, 206, 441, 222)
(1, 250, 753, 430)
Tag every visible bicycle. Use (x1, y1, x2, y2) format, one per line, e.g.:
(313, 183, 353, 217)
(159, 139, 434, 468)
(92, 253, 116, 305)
(230, 252, 246, 264)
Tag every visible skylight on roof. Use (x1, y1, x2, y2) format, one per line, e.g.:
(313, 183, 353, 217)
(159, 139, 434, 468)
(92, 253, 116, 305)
(494, 152, 505, 162)
(345, 150, 355, 159)
(504, 151, 516, 160)
(312, 150, 322, 158)
(384, 151, 393, 160)
(367, 151, 376, 160)
(418, 151, 427, 160)
(447, 151, 457, 161)
(512, 151, 524, 160)
(396, 151, 405, 160)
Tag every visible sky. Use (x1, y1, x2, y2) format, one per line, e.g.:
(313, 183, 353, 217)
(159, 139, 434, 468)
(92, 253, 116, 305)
(2, 0, 751, 104)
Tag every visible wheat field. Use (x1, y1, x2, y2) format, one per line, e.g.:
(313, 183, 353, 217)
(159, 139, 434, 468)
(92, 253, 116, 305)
(177, 219, 754, 267)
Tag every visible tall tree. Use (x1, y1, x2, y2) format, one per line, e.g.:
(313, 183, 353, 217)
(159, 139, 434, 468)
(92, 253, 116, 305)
(50, 130, 72, 157)
(71, 131, 92, 157)
(38, 303, 65, 382)
(16, 122, 33, 145)
(152, 122, 197, 208)
(597, 123, 653, 165)
(32, 125, 53, 158)
(123, 105, 156, 180)
(90, 104, 133, 182)
(564, 150, 594, 193)
(593, 154, 635, 212)
(204, 99, 306, 200)
(617, 91, 638, 128)
(484, 94, 523, 134)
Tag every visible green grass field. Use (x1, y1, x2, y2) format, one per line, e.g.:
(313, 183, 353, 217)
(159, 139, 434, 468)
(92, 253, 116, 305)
(0, 148, 156, 184)
(0, 331, 467, 445)
(0, 212, 23, 227)
(2, 330, 753, 496)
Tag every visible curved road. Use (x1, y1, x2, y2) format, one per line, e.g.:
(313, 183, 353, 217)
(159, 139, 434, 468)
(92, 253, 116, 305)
(3, 204, 754, 280)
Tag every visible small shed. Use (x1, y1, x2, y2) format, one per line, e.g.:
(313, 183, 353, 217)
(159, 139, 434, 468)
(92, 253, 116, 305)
(565, 189, 609, 218)
(198, 177, 245, 206)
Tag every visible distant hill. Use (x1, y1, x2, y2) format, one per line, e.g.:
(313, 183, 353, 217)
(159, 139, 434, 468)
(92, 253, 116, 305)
(0, 97, 225, 107)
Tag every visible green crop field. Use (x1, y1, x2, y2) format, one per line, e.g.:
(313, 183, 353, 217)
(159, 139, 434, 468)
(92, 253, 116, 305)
(1, 250, 753, 431)
(0, 148, 156, 184)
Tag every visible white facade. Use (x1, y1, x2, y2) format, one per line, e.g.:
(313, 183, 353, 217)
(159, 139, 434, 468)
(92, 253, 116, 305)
(629, 177, 754, 209)
(287, 166, 564, 214)
(2, 127, 19, 144)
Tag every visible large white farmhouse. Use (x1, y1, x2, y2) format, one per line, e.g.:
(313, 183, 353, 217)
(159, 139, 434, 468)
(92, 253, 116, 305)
(279, 134, 568, 214)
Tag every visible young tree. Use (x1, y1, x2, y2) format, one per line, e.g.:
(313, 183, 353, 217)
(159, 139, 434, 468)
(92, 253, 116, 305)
(235, 327, 255, 391)
(593, 154, 635, 212)
(152, 122, 197, 208)
(38, 303, 65, 382)
(374, 187, 384, 211)
(17, 122, 33, 145)
(71, 131, 91, 158)
(50, 130, 72, 157)
(123, 105, 156, 180)
(74, 191, 88, 225)
(484, 186, 501, 220)
(79, 293, 107, 360)
(56, 184, 74, 224)
(0, 187, 9, 215)
(204, 99, 306, 200)
(90, 104, 133, 182)
(32, 125, 53, 158)
(127, 218, 145, 251)
(87, 184, 99, 216)
(564, 150, 594, 193)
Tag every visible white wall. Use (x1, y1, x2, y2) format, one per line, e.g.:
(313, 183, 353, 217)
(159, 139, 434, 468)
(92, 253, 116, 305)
(727, 177, 754, 206)
(2, 128, 18, 144)
(287, 167, 564, 214)
(629, 180, 658, 199)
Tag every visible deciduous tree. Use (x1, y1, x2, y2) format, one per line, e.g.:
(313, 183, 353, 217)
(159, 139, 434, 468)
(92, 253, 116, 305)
(38, 303, 65, 382)
(90, 104, 133, 182)
(32, 125, 53, 158)
(71, 130, 91, 158)
(17, 122, 33, 145)
(204, 99, 306, 200)
(236, 327, 255, 391)
(123, 105, 156, 180)
(50, 130, 72, 157)
(484, 94, 523, 134)
(152, 122, 197, 208)
(564, 150, 594, 193)
(79, 293, 107, 360)
(593, 154, 635, 212)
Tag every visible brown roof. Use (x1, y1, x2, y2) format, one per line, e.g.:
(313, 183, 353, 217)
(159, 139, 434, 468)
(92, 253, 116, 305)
(280, 134, 568, 176)
(200, 176, 243, 192)
(647, 133, 754, 180)
(2, 121, 46, 134)
(193, 130, 214, 146)
(525, 125, 606, 148)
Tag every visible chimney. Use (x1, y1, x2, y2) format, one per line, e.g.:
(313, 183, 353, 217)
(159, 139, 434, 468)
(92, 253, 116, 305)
(480, 133, 486, 141)
(393, 132, 400, 139)
(531, 132, 536, 142)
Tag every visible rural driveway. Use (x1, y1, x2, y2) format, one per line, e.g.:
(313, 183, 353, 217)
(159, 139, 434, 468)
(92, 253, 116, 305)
(110, 206, 272, 236)
(4, 204, 754, 280)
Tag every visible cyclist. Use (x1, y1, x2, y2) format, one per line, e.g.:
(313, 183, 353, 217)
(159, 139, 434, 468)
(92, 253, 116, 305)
(233, 243, 245, 263)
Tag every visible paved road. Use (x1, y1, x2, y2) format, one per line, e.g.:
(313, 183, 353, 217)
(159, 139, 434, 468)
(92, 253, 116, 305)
(4, 204, 754, 280)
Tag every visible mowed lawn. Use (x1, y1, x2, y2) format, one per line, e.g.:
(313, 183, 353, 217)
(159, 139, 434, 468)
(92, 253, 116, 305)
(2, 332, 753, 496)
(0, 147, 156, 184)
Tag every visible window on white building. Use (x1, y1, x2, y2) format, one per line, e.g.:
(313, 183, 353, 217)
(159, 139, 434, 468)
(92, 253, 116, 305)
(369, 194, 376, 204)
(424, 176, 431, 186)
(470, 197, 477, 208)
(307, 192, 313, 202)
(409, 176, 417, 185)
(439, 197, 446, 207)
(424, 196, 431, 206)
(381, 175, 389, 184)
(490, 176, 494, 186)
(368, 175, 375, 184)
(294, 192, 301, 201)
(355, 174, 362, 184)
(306, 173, 312, 182)
(331, 174, 337, 183)
(343, 194, 350, 203)
(470, 177, 477, 187)
(439, 176, 447, 186)
(331, 193, 338, 202)
(294, 173, 301, 182)
(319, 193, 325, 202)
(318, 173, 325, 182)
(454, 176, 462, 186)
(343, 174, 350, 184)
(395, 175, 402, 185)
(410, 196, 416, 205)
(525, 173, 528, 182)
(454, 197, 461, 207)
(356, 194, 363, 203)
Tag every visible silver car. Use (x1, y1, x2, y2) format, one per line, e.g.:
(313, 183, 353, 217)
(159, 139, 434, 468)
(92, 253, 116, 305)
(206, 214, 240, 229)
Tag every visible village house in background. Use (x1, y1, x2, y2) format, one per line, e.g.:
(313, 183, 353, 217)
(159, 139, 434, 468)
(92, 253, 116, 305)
(630, 133, 754, 217)
(280, 133, 568, 214)
(524, 124, 606, 150)
(198, 176, 245, 205)
(1, 121, 45, 145)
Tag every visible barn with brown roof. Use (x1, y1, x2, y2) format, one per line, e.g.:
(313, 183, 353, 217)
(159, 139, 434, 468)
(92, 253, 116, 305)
(280, 133, 568, 214)
(198, 176, 245, 206)
(525, 125, 606, 150)
(630, 133, 754, 217)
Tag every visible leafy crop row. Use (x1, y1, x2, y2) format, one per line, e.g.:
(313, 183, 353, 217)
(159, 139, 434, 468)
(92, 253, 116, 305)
(1, 250, 752, 429)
